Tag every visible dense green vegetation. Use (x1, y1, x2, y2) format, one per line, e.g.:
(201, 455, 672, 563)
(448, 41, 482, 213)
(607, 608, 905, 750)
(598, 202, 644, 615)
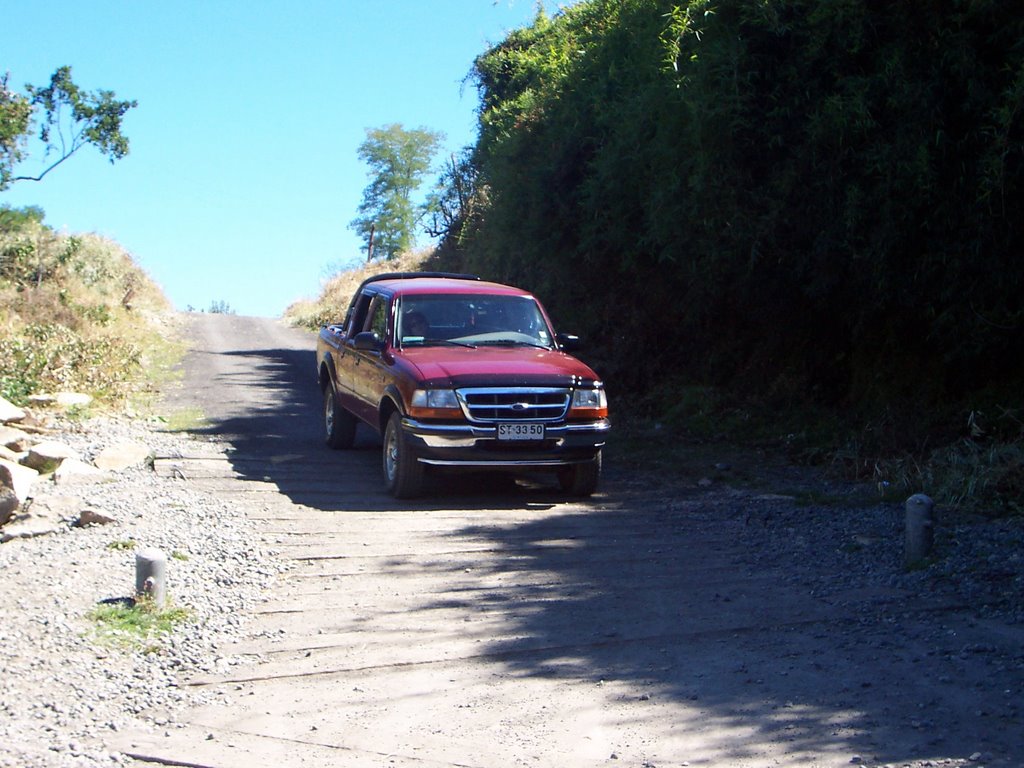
(414, 0, 1023, 514)
(0, 204, 175, 409)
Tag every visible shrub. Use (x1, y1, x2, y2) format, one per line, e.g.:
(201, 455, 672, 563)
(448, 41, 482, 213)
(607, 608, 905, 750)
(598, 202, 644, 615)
(0, 214, 173, 408)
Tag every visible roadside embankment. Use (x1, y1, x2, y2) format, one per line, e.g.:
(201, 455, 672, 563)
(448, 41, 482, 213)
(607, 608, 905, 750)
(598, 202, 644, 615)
(0, 407, 287, 768)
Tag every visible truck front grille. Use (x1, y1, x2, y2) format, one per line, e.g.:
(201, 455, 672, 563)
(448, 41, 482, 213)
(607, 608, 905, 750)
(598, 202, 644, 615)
(456, 387, 570, 423)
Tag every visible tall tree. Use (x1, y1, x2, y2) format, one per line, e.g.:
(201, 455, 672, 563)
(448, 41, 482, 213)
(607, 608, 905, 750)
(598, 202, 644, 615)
(0, 66, 137, 191)
(350, 124, 443, 260)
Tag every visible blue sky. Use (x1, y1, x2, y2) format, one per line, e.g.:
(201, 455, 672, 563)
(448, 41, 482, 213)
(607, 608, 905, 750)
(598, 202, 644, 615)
(1, 1, 558, 317)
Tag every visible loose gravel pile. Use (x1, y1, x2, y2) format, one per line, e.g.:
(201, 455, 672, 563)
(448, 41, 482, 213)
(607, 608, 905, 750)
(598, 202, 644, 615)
(714, 488, 1024, 625)
(0, 415, 288, 768)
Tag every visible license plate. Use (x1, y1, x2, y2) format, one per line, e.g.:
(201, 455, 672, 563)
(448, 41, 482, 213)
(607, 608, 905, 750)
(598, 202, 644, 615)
(497, 423, 545, 441)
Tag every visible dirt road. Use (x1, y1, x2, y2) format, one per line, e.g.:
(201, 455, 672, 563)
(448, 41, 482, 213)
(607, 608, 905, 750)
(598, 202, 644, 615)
(112, 313, 1023, 767)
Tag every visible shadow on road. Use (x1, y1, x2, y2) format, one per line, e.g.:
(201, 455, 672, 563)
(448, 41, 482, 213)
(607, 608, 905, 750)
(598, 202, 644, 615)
(184, 343, 587, 513)
(174, 319, 1013, 766)
(426, 499, 1007, 766)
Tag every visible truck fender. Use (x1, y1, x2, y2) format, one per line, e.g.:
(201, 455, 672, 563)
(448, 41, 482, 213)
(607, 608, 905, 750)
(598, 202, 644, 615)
(319, 354, 339, 393)
(379, 385, 405, 433)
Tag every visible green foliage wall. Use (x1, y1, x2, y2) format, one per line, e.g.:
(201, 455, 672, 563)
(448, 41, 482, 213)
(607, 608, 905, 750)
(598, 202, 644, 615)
(441, 0, 1024, 415)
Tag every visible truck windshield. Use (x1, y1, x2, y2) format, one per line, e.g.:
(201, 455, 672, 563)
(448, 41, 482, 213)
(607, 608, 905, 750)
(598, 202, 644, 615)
(398, 294, 554, 348)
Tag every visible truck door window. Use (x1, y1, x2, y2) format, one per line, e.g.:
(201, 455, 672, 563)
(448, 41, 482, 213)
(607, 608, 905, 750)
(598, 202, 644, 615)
(366, 297, 389, 341)
(346, 292, 374, 335)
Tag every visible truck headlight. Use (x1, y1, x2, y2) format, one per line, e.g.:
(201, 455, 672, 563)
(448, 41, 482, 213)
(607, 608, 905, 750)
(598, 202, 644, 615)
(409, 389, 461, 418)
(569, 386, 608, 419)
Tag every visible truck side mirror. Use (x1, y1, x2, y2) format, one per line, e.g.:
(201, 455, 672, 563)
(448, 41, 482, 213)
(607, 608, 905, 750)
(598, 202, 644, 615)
(353, 331, 384, 351)
(557, 333, 582, 351)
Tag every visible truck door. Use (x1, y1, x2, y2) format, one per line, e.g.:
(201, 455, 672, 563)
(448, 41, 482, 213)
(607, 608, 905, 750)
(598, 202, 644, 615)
(330, 290, 373, 416)
(349, 294, 391, 427)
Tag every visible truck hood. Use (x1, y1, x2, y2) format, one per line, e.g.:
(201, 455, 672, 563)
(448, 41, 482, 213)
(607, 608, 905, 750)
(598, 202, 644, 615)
(400, 346, 601, 388)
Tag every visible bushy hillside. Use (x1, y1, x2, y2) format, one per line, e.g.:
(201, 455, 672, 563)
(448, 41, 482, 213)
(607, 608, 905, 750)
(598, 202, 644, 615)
(284, 250, 432, 331)
(425, 0, 1023, 514)
(0, 205, 176, 409)
(441, 0, 1022, 403)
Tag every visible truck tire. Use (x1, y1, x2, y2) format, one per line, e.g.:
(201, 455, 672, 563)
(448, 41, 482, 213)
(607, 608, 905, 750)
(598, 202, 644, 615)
(557, 452, 601, 497)
(324, 383, 356, 449)
(383, 411, 424, 498)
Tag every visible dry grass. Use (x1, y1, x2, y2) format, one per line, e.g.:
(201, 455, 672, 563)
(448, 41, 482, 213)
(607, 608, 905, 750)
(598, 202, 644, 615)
(283, 249, 434, 330)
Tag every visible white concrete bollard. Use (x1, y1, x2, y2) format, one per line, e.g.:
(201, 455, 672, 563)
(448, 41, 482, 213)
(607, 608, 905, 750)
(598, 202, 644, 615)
(905, 494, 935, 567)
(135, 547, 168, 606)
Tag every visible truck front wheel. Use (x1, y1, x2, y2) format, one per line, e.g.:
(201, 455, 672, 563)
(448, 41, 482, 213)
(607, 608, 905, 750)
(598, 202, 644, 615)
(383, 411, 424, 498)
(557, 452, 601, 497)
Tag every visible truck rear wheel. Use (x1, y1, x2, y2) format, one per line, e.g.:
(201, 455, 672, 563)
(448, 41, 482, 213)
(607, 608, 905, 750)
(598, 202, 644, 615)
(383, 411, 424, 498)
(557, 452, 601, 496)
(324, 383, 356, 448)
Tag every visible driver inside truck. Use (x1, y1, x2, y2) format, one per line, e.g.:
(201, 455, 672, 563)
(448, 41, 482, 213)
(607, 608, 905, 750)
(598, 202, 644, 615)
(403, 311, 429, 340)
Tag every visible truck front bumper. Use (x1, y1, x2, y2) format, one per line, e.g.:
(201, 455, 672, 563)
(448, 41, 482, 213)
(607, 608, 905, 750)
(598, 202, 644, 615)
(401, 417, 610, 468)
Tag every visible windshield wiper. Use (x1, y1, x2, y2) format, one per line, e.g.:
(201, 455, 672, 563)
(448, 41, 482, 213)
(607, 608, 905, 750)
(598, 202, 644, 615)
(425, 338, 478, 349)
(476, 339, 551, 350)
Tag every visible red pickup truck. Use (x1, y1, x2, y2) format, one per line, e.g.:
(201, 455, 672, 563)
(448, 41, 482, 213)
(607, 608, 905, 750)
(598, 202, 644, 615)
(316, 272, 610, 498)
